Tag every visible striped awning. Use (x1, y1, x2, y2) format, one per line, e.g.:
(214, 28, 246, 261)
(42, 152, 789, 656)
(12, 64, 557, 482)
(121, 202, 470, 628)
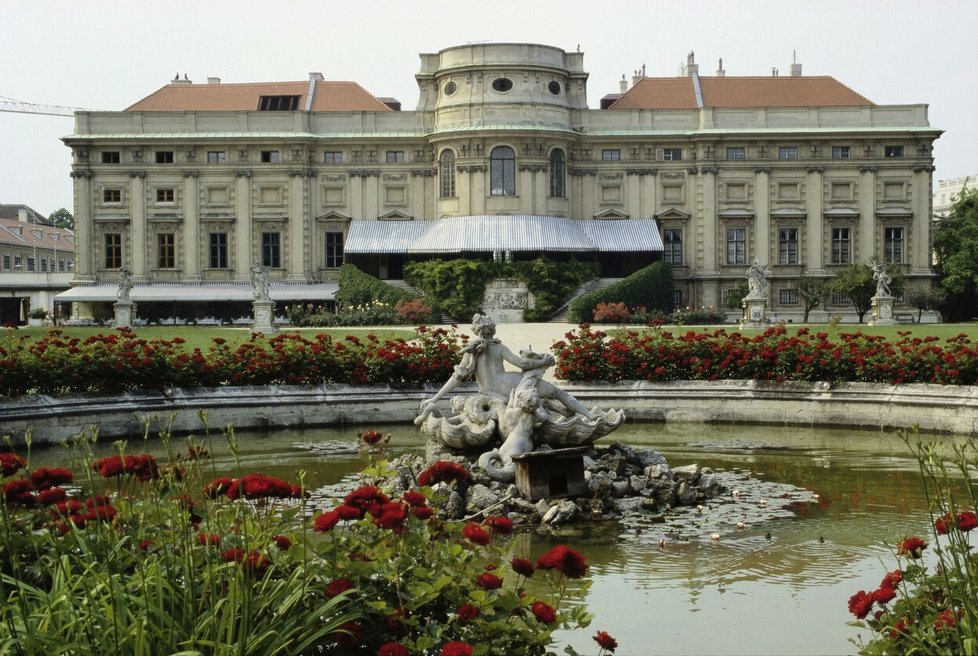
(55, 282, 338, 303)
(346, 215, 663, 254)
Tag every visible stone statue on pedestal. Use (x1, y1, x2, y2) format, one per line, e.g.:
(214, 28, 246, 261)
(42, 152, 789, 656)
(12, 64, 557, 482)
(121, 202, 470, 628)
(416, 314, 624, 482)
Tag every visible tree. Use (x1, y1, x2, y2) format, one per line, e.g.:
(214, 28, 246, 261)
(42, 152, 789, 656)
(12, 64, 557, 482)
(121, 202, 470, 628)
(933, 187, 978, 321)
(907, 287, 945, 323)
(830, 262, 904, 323)
(48, 208, 74, 230)
(795, 274, 828, 322)
(723, 281, 749, 310)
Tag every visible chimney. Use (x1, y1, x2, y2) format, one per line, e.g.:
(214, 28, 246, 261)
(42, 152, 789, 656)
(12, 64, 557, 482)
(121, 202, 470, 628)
(619, 74, 628, 93)
(682, 51, 698, 77)
(716, 57, 726, 77)
(309, 72, 325, 82)
(631, 63, 646, 88)
(789, 51, 802, 76)
(207, 77, 222, 85)
(172, 73, 192, 84)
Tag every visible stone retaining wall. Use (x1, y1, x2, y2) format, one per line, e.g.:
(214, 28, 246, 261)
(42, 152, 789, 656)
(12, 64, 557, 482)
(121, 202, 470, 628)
(1, 380, 975, 445)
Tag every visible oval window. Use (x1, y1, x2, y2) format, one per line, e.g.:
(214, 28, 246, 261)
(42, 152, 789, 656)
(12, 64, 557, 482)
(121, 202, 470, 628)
(548, 80, 561, 95)
(444, 80, 457, 96)
(491, 77, 513, 92)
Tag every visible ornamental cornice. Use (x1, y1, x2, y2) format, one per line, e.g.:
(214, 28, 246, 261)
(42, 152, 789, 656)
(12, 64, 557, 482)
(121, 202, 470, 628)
(349, 169, 381, 178)
(518, 164, 548, 173)
(128, 171, 146, 179)
(859, 166, 879, 173)
(410, 168, 436, 177)
(687, 167, 700, 175)
(912, 164, 936, 173)
(753, 167, 772, 174)
(70, 170, 93, 179)
(806, 166, 825, 174)
(457, 165, 487, 173)
(625, 168, 658, 176)
(568, 167, 597, 177)
(235, 170, 252, 178)
(183, 171, 199, 179)
(700, 166, 720, 175)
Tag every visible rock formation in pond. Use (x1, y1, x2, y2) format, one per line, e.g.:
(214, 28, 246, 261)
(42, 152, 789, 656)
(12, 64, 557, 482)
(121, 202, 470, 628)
(415, 314, 625, 482)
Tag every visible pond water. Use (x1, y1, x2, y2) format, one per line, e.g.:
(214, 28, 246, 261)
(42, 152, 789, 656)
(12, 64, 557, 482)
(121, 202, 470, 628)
(25, 421, 945, 655)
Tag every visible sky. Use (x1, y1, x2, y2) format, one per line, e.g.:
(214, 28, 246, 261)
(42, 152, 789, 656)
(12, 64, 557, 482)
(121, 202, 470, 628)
(2, 0, 977, 218)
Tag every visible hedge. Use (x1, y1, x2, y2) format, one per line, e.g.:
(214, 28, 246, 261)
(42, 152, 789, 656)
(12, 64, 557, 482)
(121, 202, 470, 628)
(566, 261, 674, 323)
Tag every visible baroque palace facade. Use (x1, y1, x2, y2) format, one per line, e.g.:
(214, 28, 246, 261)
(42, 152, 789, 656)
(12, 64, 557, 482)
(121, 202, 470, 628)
(60, 43, 940, 322)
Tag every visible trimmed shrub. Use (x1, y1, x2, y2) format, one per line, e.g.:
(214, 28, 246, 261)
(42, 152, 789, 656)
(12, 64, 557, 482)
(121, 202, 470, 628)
(567, 261, 674, 323)
(336, 264, 418, 308)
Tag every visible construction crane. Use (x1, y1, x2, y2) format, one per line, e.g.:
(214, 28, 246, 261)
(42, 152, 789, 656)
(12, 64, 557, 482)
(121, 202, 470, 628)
(0, 95, 93, 117)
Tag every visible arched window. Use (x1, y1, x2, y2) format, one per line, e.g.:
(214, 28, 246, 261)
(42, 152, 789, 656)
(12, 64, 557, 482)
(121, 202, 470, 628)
(549, 149, 566, 198)
(439, 150, 456, 198)
(489, 146, 516, 196)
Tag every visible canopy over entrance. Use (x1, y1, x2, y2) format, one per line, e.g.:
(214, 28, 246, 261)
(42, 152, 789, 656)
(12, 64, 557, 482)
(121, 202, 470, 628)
(55, 282, 338, 303)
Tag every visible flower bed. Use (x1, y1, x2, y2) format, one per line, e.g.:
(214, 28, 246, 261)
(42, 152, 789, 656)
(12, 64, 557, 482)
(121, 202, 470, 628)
(554, 325, 978, 386)
(1, 433, 614, 655)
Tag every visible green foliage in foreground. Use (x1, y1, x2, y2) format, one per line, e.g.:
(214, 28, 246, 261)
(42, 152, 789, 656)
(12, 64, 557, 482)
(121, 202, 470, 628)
(566, 262, 674, 324)
(0, 426, 594, 655)
(851, 431, 978, 655)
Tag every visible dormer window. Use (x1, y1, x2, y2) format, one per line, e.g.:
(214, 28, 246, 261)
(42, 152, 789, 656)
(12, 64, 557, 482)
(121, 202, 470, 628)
(258, 95, 300, 111)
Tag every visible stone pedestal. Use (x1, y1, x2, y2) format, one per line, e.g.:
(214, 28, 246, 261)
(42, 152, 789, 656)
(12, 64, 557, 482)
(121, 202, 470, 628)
(739, 297, 768, 330)
(482, 278, 532, 324)
(868, 295, 895, 326)
(251, 300, 277, 334)
(113, 301, 134, 328)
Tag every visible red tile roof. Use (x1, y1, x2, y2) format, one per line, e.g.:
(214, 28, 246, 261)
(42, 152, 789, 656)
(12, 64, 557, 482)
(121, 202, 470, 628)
(0, 217, 74, 250)
(610, 75, 874, 110)
(126, 80, 393, 112)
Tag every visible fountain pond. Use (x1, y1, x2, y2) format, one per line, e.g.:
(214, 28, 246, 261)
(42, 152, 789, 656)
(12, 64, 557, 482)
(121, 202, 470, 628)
(22, 421, 950, 655)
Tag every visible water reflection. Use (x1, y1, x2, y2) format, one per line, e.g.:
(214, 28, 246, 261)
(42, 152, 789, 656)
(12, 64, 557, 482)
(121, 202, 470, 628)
(24, 422, 945, 655)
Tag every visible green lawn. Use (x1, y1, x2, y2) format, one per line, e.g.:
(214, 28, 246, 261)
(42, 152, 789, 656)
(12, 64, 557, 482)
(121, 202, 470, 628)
(6, 325, 418, 351)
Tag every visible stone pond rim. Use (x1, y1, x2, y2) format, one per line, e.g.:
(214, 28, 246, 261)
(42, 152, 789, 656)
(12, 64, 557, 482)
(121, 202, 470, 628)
(1, 378, 976, 445)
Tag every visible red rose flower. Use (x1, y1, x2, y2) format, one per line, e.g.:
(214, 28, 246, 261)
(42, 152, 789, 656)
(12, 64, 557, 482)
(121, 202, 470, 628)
(872, 587, 897, 604)
(314, 509, 341, 532)
(358, 430, 384, 446)
(486, 515, 514, 535)
(511, 558, 535, 577)
(378, 642, 409, 656)
(196, 532, 220, 546)
(139, 539, 154, 552)
(456, 603, 480, 623)
(957, 510, 977, 532)
(236, 473, 294, 499)
(417, 461, 470, 487)
(272, 534, 292, 550)
(84, 504, 117, 523)
(337, 504, 364, 520)
(593, 630, 618, 652)
(325, 578, 355, 599)
(934, 609, 957, 631)
(890, 617, 913, 639)
(848, 590, 874, 619)
(402, 490, 427, 507)
(536, 545, 588, 578)
(475, 572, 503, 590)
(37, 487, 67, 506)
(896, 537, 926, 559)
(204, 477, 235, 499)
(243, 551, 269, 578)
(412, 506, 434, 520)
(439, 642, 473, 656)
(222, 547, 245, 563)
(0, 453, 26, 477)
(531, 600, 557, 624)
(344, 486, 390, 517)
(462, 522, 491, 545)
(29, 467, 74, 490)
(373, 501, 408, 530)
(880, 569, 903, 590)
(935, 513, 952, 535)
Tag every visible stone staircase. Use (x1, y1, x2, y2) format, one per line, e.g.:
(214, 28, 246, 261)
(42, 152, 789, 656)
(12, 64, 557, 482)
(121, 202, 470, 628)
(547, 278, 621, 322)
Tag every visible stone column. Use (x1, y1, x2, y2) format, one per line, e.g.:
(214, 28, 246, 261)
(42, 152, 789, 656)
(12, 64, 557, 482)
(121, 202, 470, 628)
(364, 172, 380, 219)
(287, 171, 306, 281)
(858, 166, 878, 264)
(806, 166, 825, 273)
(129, 172, 147, 280)
(753, 167, 771, 264)
(71, 171, 95, 281)
(701, 167, 718, 273)
(235, 171, 253, 281)
(911, 165, 935, 274)
(183, 172, 200, 280)
(518, 166, 535, 214)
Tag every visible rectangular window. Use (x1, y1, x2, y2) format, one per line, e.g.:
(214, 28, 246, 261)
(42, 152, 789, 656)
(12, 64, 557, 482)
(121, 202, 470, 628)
(157, 233, 175, 268)
(726, 147, 745, 160)
(103, 188, 121, 203)
(1, 254, 9, 270)
(884, 145, 904, 158)
(257, 95, 299, 111)
(778, 227, 799, 264)
(385, 151, 405, 163)
(261, 232, 281, 268)
(208, 232, 228, 269)
(884, 227, 904, 263)
(831, 291, 849, 305)
(663, 229, 683, 265)
(101, 151, 121, 164)
(778, 146, 798, 160)
(105, 233, 122, 269)
(601, 149, 620, 161)
(155, 151, 174, 164)
(832, 146, 851, 159)
(726, 228, 746, 265)
(831, 227, 851, 264)
(323, 151, 343, 164)
(325, 231, 344, 268)
(156, 188, 175, 203)
(672, 290, 683, 307)
(661, 148, 682, 161)
(41, 258, 48, 272)
(779, 289, 799, 304)
(14, 255, 22, 270)
(27, 257, 36, 272)
(260, 150, 280, 163)
(207, 151, 227, 163)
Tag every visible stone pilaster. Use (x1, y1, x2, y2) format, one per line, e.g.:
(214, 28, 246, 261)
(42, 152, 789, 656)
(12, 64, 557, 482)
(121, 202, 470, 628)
(753, 167, 770, 263)
(183, 172, 200, 280)
(701, 167, 718, 273)
(287, 171, 305, 281)
(235, 171, 253, 281)
(858, 166, 878, 264)
(70, 171, 94, 281)
(129, 172, 147, 280)
(911, 165, 935, 274)
(806, 167, 825, 273)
